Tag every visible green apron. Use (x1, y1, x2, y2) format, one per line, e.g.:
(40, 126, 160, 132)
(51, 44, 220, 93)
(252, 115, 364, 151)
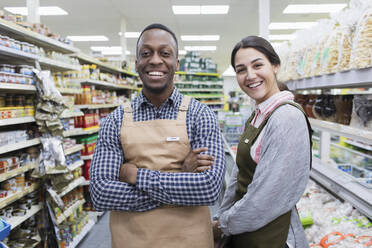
(232, 102, 312, 248)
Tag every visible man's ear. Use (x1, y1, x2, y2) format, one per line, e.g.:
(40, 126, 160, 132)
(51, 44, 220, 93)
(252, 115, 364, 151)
(135, 60, 138, 72)
(176, 59, 180, 71)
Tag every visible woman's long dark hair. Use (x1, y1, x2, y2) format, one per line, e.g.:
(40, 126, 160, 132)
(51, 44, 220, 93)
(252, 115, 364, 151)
(231, 36, 280, 70)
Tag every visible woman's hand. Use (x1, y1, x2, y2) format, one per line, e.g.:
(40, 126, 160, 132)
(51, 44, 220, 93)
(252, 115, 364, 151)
(119, 163, 138, 185)
(182, 147, 214, 172)
(212, 219, 223, 241)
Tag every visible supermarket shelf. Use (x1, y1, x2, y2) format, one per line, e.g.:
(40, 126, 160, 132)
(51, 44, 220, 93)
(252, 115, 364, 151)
(286, 67, 372, 90)
(64, 144, 84, 156)
(0, 162, 37, 183)
(311, 158, 372, 219)
(0, 138, 41, 155)
(81, 179, 90, 186)
(56, 199, 85, 225)
(179, 88, 223, 92)
(38, 57, 81, 71)
(202, 101, 225, 105)
(58, 177, 85, 198)
(68, 160, 84, 171)
(72, 79, 138, 90)
(0, 83, 36, 93)
(63, 127, 100, 137)
(0, 116, 35, 127)
(57, 88, 82, 95)
(63, 128, 83, 137)
(75, 104, 120, 109)
(81, 154, 93, 160)
(176, 81, 224, 86)
(344, 139, 372, 152)
(66, 220, 95, 248)
(0, 45, 38, 61)
(0, 183, 39, 209)
(309, 118, 372, 144)
(60, 109, 84, 118)
(186, 94, 224, 99)
(176, 71, 220, 77)
(47, 160, 84, 174)
(8, 204, 42, 230)
(73, 53, 137, 76)
(0, 18, 79, 54)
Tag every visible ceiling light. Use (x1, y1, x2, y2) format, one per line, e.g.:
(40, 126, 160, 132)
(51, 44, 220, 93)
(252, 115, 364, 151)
(269, 22, 317, 30)
(184, 46, 217, 51)
(172, 5, 229, 15)
(4, 6, 68, 15)
(283, 4, 347, 14)
(172, 6, 200, 14)
(269, 34, 296, 40)
(124, 32, 140, 38)
(201, 5, 229, 14)
(91, 46, 130, 55)
(67, 36, 108, 42)
(179, 50, 187, 55)
(181, 35, 220, 41)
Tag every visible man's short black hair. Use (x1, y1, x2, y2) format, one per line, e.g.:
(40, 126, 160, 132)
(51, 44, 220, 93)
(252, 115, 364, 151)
(136, 23, 178, 57)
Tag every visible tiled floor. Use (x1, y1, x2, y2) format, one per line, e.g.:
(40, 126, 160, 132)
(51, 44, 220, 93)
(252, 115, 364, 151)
(77, 212, 111, 248)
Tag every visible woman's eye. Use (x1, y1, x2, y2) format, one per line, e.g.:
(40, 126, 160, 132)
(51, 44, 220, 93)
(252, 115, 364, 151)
(236, 68, 246, 74)
(254, 64, 263, 68)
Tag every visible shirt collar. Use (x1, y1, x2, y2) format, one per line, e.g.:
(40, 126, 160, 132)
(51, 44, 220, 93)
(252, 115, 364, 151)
(136, 87, 181, 110)
(255, 90, 294, 115)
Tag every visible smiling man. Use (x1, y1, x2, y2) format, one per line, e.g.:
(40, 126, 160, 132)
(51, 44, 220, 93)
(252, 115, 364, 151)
(89, 23, 225, 248)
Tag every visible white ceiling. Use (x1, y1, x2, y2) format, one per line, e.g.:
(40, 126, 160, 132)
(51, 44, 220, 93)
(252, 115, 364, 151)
(0, 0, 348, 73)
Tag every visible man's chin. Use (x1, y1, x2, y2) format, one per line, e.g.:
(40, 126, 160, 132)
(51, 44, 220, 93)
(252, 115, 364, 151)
(143, 84, 170, 94)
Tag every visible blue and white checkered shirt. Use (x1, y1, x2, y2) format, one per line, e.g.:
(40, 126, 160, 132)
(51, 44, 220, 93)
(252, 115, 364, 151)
(90, 88, 225, 212)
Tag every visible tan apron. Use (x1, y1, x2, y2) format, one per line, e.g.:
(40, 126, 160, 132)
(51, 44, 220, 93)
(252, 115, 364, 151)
(110, 96, 213, 248)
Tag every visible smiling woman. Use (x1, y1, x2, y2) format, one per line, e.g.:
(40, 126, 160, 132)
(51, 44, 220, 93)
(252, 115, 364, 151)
(213, 36, 313, 248)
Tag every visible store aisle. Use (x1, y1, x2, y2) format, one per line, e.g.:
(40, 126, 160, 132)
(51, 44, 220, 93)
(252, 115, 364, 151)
(78, 212, 111, 248)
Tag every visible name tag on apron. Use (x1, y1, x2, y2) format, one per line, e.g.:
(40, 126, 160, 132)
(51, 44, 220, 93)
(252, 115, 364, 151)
(166, 137, 180, 142)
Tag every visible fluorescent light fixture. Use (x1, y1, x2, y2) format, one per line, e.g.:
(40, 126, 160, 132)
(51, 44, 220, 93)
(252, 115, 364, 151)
(269, 34, 296, 41)
(179, 50, 187, 55)
(184, 46, 217, 51)
(269, 22, 317, 30)
(172, 5, 229, 15)
(67, 36, 108, 42)
(201, 5, 229, 14)
(283, 4, 347, 14)
(173, 6, 200, 14)
(4, 6, 68, 15)
(181, 35, 220, 41)
(91, 46, 130, 55)
(222, 65, 235, 77)
(124, 32, 140, 38)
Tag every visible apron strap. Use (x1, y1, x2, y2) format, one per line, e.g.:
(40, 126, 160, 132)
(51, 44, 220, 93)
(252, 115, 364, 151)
(177, 96, 191, 122)
(122, 101, 134, 123)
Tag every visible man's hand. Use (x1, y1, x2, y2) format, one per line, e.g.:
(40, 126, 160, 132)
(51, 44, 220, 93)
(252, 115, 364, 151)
(119, 163, 138, 185)
(182, 147, 214, 172)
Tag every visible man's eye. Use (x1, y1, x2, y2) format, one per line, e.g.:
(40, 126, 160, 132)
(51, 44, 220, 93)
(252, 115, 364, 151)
(141, 51, 150, 57)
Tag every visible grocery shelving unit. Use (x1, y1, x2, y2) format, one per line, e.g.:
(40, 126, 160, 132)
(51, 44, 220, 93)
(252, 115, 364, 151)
(175, 71, 224, 112)
(8, 204, 42, 230)
(56, 199, 86, 225)
(286, 67, 372, 219)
